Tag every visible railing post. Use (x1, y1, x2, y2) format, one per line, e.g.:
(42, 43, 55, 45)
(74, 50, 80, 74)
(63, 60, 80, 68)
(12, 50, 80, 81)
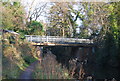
(30, 36, 32, 42)
(47, 36, 48, 43)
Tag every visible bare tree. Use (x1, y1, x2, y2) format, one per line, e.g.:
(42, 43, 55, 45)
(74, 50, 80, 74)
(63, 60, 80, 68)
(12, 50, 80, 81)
(23, 0, 47, 22)
(26, 0, 36, 22)
(30, 3, 47, 21)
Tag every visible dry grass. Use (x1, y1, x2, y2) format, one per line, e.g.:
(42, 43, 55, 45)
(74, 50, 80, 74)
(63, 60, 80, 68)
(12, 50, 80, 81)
(33, 53, 73, 79)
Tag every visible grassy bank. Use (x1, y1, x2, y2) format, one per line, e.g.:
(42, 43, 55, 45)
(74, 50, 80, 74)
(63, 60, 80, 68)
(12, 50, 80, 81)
(2, 33, 38, 79)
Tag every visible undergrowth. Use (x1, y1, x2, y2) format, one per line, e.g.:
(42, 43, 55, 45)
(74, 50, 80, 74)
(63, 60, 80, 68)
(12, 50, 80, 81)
(33, 53, 73, 79)
(2, 32, 38, 79)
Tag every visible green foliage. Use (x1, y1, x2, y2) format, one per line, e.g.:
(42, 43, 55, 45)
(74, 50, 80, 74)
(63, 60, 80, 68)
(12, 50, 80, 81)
(19, 33, 26, 40)
(48, 3, 75, 37)
(19, 42, 37, 65)
(95, 2, 120, 67)
(2, 2, 26, 31)
(27, 21, 44, 35)
(2, 56, 22, 79)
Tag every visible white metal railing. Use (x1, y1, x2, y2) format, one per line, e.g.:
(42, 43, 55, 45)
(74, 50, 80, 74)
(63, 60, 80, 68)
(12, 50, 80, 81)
(25, 35, 93, 44)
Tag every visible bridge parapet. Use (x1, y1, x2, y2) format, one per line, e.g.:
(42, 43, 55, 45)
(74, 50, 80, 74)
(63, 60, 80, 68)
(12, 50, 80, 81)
(25, 35, 93, 44)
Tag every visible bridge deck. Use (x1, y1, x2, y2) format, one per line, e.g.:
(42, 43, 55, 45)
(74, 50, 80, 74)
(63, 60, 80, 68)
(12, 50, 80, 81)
(31, 42, 94, 47)
(25, 35, 94, 47)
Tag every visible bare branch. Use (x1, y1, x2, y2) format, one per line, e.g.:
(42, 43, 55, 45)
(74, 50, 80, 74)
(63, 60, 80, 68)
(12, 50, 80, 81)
(26, 0, 36, 21)
(29, 3, 47, 21)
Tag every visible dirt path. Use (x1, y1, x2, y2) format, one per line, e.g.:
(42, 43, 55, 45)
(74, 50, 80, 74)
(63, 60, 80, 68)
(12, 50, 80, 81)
(19, 61, 39, 79)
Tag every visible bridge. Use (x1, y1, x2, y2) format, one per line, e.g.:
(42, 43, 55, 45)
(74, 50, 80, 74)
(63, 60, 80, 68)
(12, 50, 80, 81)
(25, 35, 94, 47)
(25, 35, 95, 65)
